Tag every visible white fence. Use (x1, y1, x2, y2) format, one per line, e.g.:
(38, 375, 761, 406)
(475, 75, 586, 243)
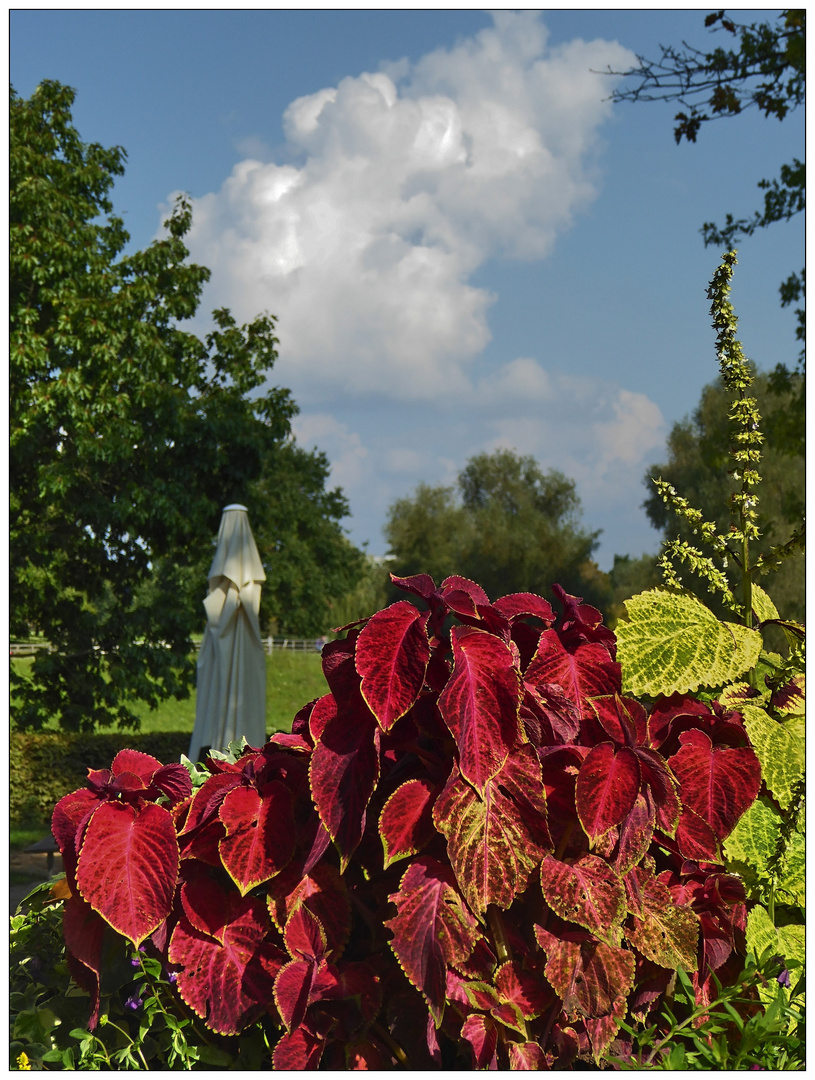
(11, 637, 327, 657)
(263, 636, 326, 654)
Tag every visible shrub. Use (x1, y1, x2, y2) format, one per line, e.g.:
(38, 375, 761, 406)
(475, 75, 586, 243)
(10, 732, 191, 828)
(28, 567, 802, 1069)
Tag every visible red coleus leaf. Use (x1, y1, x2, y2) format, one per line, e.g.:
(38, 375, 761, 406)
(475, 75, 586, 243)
(509, 1041, 548, 1069)
(493, 591, 555, 624)
(273, 956, 337, 1031)
(552, 584, 617, 651)
(614, 794, 655, 875)
(345, 1037, 388, 1070)
(308, 693, 337, 743)
(268, 862, 351, 959)
(52, 787, 100, 885)
(168, 898, 286, 1035)
(438, 625, 523, 793)
(584, 995, 628, 1064)
(380, 777, 437, 868)
(355, 601, 430, 730)
(575, 743, 640, 842)
(540, 854, 626, 938)
(524, 682, 582, 744)
(385, 856, 481, 1026)
(309, 709, 380, 871)
(284, 903, 327, 961)
(178, 771, 243, 836)
(667, 729, 761, 840)
(623, 863, 699, 971)
(441, 574, 490, 607)
(272, 1028, 325, 1070)
(110, 748, 162, 782)
(633, 747, 680, 835)
(460, 1013, 498, 1069)
(526, 631, 621, 719)
(218, 781, 296, 894)
(76, 801, 179, 947)
(433, 747, 552, 915)
(536, 925, 636, 1020)
(494, 960, 551, 1020)
(591, 695, 646, 747)
(674, 805, 722, 862)
(180, 863, 257, 943)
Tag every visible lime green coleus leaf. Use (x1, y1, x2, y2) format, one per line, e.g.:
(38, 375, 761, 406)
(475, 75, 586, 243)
(746, 905, 805, 968)
(741, 706, 805, 811)
(723, 795, 780, 879)
(750, 584, 779, 623)
(616, 589, 762, 697)
(776, 831, 805, 908)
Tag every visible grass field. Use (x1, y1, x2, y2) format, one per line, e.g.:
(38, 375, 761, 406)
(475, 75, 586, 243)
(11, 649, 330, 735)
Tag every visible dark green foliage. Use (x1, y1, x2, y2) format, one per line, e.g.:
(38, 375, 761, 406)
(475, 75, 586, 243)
(10, 80, 363, 731)
(644, 370, 804, 624)
(10, 732, 191, 828)
(384, 449, 610, 610)
(249, 442, 366, 637)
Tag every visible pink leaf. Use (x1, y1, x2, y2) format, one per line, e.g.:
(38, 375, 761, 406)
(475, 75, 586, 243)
(535, 926, 635, 1019)
(355, 601, 430, 730)
(494, 960, 552, 1020)
(667, 729, 761, 839)
(526, 631, 621, 718)
(438, 626, 523, 793)
(284, 904, 327, 961)
(380, 778, 437, 868)
(540, 854, 626, 937)
(508, 1041, 548, 1069)
(576, 743, 640, 841)
(441, 575, 490, 607)
(493, 591, 555, 624)
(633, 747, 680, 835)
(218, 782, 296, 894)
(384, 857, 481, 1025)
(268, 862, 351, 959)
(309, 710, 380, 872)
(76, 801, 179, 946)
(460, 1013, 498, 1069)
(272, 1029, 325, 1070)
(433, 748, 551, 915)
(674, 805, 722, 862)
(168, 900, 286, 1035)
(623, 863, 699, 971)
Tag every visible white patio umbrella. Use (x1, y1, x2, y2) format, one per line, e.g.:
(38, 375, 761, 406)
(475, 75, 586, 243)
(188, 504, 267, 761)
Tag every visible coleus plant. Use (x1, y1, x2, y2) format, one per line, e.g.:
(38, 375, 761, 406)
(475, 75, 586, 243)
(51, 572, 772, 1069)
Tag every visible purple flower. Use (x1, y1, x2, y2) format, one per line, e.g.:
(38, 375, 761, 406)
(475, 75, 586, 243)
(166, 970, 178, 985)
(777, 967, 791, 988)
(124, 994, 143, 1011)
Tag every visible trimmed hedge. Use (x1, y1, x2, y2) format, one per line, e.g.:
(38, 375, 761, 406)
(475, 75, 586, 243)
(10, 731, 191, 828)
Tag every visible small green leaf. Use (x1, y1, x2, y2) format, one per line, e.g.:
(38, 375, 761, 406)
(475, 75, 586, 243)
(617, 589, 762, 696)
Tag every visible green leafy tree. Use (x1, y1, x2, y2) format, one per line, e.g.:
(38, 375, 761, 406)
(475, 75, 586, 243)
(606, 9, 805, 450)
(643, 367, 804, 624)
(384, 449, 609, 609)
(247, 441, 366, 638)
(10, 80, 362, 731)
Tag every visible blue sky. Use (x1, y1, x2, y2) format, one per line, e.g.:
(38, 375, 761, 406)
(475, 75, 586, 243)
(11, 8, 803, 571)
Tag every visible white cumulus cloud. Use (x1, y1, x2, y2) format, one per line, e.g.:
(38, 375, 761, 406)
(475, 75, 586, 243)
(178, 12, 635, 406)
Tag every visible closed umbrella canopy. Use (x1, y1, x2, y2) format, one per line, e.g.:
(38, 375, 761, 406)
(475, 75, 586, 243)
(188, 504, 267, 761)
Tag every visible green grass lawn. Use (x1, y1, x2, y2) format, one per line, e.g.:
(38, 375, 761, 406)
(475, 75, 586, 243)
(11, 650, 329, 735)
